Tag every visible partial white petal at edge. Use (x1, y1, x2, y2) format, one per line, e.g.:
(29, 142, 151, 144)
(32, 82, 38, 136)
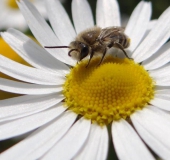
(0, 111, 77, 160)
(42, 118, 91, 160)
(74, 124, 108, 160)
(112, 119, 154, 160)
(96, 0, 121, 27)
(72, 0, 94, 33)
(0, 103, 66, 140)
(131, 105, 170, 160)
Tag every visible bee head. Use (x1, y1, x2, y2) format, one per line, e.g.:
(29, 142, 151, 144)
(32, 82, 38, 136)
(68, 41, 90, 61)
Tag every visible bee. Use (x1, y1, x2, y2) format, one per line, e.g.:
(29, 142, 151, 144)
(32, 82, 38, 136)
(45, 26, 130, 67)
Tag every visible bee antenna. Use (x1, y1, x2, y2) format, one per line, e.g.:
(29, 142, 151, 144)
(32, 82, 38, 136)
(44, 46, 69, 49)
(68, 49, 78, 57)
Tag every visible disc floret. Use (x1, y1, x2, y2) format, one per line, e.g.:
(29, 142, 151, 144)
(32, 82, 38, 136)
(63, 56, 155, 126)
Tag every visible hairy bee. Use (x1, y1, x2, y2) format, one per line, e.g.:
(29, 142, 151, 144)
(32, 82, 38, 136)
(45, 26, 130, 67)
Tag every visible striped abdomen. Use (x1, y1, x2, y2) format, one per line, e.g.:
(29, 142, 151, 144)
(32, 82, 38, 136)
(116, 33, 130, 48)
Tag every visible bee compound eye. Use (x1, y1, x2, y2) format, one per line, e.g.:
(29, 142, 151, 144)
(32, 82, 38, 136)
(80, 46, 89, 60)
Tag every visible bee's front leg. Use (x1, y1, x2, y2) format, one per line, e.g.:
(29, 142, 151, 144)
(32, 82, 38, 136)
(97, 47, 107, 66)
(86, 51, 94, 68)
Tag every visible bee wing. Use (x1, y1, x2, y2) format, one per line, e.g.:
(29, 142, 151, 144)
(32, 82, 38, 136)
(98, 26, 125, 41)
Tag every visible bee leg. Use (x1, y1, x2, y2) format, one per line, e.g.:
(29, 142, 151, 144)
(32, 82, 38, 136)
(86, 51, 94, 68)
(115, 42, 132, 59)
(98, 48, 107, 66)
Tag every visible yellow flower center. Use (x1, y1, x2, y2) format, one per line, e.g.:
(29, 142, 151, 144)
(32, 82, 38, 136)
(7, 0, 19, 9)
(6, 0, 33, 9)
(0, 38, 30, 66)
(63, 56, 155, 126)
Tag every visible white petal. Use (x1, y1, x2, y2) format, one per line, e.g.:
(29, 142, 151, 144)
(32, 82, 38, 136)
(142, 41, 170, 70)
(0, 78, 62, 95)
(147, 20, 157, 31)
(74, 124, 108, 160)
(96, 0, 120, 27)
(0, 55, 64, 85)
(112, 119, 154, 160)
(133, 7, 170, 62)
(1, 28, 69, 74)
(0, 111, 77, 160)
(131, 106, 170, 160)
(72, 0, 94, 33)
(155, 85, 170, 90)
(42, 118, 91, 160)
(33, 0, 47, 19)
(125, 1, 152, 53)
(151, 98, 170, 111)
(17, 0, 74, 66)
(0, 9, 28, 31)
(0, 104, 65, 140)
(45, 0, 76, 45)
(155, 89, 170, 96)
(140, 20, 157, 45)
(0, 93, 63, 122)
(149, 63, 170, 86)
(150, 92, 170, 111)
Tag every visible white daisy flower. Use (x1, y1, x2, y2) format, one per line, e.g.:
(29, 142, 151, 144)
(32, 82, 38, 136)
(0, 0, 47, 31)
(0, 0, 170, 159)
